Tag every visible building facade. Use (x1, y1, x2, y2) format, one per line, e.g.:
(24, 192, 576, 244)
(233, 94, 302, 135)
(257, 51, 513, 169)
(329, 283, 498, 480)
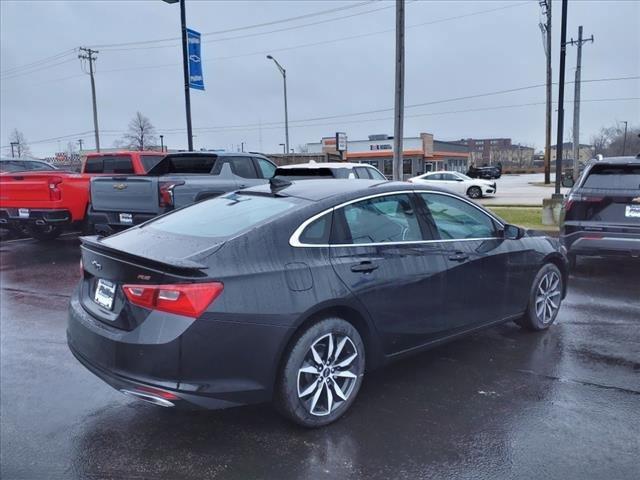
(460, 138, 535, 167)
(306, 133, 469, 179)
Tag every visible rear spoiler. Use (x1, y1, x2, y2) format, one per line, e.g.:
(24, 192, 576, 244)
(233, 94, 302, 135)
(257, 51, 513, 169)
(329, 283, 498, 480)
(80, 235, 208, 272)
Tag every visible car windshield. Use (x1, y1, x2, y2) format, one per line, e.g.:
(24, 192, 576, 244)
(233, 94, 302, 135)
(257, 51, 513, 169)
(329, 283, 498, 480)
(147, 193, 299, 239)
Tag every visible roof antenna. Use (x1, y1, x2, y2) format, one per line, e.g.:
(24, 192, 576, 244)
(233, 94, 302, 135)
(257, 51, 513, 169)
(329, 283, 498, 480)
(269, 176, 292, 192)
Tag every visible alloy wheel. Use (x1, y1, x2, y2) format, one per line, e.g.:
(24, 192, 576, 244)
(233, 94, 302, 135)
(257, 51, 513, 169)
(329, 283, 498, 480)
(297, 332, 360, 416)
(535, 271, 561, 324)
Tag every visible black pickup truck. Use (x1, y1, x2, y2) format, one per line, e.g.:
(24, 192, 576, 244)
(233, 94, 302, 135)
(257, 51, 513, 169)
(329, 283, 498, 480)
(87, 152, 277, 235)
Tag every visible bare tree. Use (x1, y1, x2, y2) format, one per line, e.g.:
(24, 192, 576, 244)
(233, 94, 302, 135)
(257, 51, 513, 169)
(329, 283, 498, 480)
(6, 129, 31, 158)
(297, 144, 309, 154)
(590, 123, 639, 156)
(121, 112, 158, 151)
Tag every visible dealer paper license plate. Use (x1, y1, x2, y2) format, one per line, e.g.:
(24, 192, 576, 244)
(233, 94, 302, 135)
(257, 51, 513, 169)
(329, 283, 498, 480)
(94, 279, 116, 310)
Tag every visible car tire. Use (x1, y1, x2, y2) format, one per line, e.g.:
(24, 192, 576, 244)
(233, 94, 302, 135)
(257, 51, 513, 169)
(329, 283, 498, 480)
(26, 224, 61, 241)
(467, 186, 482, 199)
(275, 317, 365, 428)
(516, 263, 563, 331)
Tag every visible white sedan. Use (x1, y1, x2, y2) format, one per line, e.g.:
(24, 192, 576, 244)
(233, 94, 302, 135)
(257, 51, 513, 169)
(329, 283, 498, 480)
(408, 171, 496, 199)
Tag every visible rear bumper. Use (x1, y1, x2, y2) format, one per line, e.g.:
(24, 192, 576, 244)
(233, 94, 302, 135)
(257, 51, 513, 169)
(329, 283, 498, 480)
(0, 208, 72, 226)
(67, 286, 290, 410)
(87, 209, 158, 235)
(561, 230, 640, 258)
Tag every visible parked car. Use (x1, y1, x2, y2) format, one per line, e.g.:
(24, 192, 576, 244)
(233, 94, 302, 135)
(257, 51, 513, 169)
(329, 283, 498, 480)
(0, 151, 163, 240)
(467, 165, 502, 179)
(88, 152, 277, 236)
(275, 161, 387, 180)
(560, 155, 640, 268)
(0, 157, 58, 173)
(408, 170, 496, 199)
(68, 179, 568, 427)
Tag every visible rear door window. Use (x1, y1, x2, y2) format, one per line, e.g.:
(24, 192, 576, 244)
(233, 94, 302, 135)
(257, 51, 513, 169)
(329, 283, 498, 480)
(582, 164, 640, 190)
(336, 194, 423, 244)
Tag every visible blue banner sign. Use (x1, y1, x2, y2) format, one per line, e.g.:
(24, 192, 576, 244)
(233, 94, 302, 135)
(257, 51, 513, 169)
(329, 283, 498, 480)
(187, 28, 204, 90)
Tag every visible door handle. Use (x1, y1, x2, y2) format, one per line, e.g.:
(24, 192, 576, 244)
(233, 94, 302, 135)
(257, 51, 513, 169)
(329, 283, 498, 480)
(448, 252, 469, 262)
(351, 261, 379, 273)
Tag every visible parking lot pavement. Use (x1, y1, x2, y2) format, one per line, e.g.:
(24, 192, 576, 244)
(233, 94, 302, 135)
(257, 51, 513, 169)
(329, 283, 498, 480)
(479, 173, 569, 205)
(1, 237, 639, 480)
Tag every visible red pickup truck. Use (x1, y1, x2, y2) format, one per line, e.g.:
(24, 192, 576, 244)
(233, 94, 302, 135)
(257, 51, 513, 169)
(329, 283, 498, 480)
(0, 151, 164, 240)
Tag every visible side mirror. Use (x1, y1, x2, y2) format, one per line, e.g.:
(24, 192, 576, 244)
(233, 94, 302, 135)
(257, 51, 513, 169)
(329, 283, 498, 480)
(561, 176, 575, 188)
(503, 224, 524, 240)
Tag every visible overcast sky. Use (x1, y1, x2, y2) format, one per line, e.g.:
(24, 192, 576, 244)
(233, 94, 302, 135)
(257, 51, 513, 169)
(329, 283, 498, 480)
(1, 0, 638, 157)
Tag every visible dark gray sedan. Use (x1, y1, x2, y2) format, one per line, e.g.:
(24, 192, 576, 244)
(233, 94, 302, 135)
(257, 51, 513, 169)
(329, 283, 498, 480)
(68, 180, 568, 427)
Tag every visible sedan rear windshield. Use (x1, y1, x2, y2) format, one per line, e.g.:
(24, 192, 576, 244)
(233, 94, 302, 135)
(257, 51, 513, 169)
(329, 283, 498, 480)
(147, 193, 298, 239)
(582, 164, 640, 190)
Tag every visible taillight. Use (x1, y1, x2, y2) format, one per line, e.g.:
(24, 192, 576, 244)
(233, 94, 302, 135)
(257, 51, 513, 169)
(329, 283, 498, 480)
(122, 282, 223, 318)
(158, 181, 185, 208)
(564, 193, 604, 212)
(48, 176, 63, 201)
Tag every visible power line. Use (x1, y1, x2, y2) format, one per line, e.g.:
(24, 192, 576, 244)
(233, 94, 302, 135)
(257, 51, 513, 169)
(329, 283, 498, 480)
(0, 48, 76, 75)
(0, 57, 77, 80)
(154, 75, 640, 132)
(90, 1, 375, 49)
(7, 97, 636, 150)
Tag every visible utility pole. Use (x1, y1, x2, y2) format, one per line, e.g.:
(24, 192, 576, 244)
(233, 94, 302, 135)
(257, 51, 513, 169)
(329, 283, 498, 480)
(568, 26, 594, 180)
(266, 55, 289, 155)
(539, 0, 552, 184)
(621, 121, 628, 155)
(179, 0, 193, 151)
(78, 139, 83, 152)
(554, 0, 569, 197)
(78, 47, 100, 152)
(10, 142, 17, 158)
(393, 0, 405, 181)
(160, 135, 165, 152)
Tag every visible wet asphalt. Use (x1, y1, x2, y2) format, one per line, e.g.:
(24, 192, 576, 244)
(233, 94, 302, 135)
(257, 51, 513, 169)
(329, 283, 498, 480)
(1, 235, 639, 480)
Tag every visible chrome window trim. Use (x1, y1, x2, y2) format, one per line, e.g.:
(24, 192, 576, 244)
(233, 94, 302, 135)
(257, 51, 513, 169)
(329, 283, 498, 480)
(289, 190, 505, 248)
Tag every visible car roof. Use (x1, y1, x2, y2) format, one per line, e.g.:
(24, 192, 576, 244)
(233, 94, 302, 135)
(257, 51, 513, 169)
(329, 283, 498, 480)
(420, 170, 460, 175)
(277, 162, 375, 170)
(0, 157, 45, 162)
(588, 156, 639, 165)
(242, 178, 421, 202)
(164, 151, 265, 159)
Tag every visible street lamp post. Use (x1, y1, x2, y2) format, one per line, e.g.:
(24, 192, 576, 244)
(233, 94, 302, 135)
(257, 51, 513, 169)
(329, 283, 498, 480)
(163, 0, 193, 151)
(267, 55, 289, 155)
(10, 142, 18, 158)
(160, 135, 165, 152)
(279, 143, 286, 154)
(621, 121, 628, 155)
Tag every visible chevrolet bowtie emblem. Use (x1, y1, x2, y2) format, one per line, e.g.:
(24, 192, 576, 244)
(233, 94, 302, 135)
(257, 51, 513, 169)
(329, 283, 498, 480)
(113, 183, 127, 190)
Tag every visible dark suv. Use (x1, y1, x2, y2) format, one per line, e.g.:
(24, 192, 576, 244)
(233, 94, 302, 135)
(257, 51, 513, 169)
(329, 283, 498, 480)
(560, 156, 640, 267)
